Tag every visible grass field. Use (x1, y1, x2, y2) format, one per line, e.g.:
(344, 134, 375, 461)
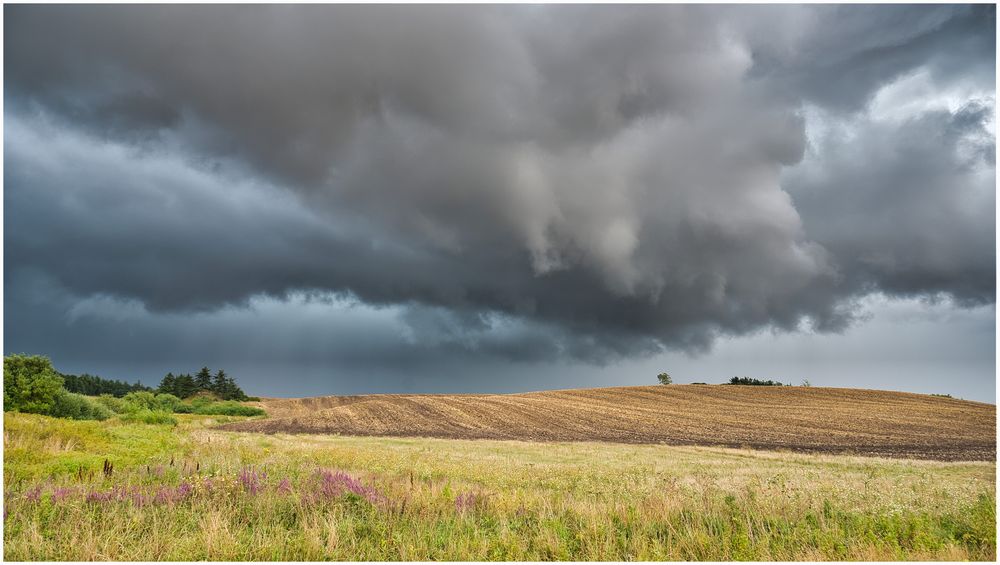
(229, 385, 996, 460)
(3, 410, 996, 561)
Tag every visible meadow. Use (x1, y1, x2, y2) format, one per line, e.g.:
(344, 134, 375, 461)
(3, 410, 996, 561)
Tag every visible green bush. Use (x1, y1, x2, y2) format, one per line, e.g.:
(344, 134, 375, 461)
(172, 402, 194, 414)
(192, 401, 265, 417)
(95, 394, 128, 414)
(122, 391, 158, 411)
(726, 377, 784, 386)
(154, 393, 182, 412)
(120, 409, 177, 425)
(49, 391, 112, 421)
(189, 395, 214, 408)
(3, 354, 65, 414)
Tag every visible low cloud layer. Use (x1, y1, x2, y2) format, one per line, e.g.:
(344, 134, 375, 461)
(4, 5, 995, 381)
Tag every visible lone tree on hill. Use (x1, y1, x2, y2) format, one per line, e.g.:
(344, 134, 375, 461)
(657, 372, 672, 385)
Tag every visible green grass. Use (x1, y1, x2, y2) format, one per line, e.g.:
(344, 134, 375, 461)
(3, 411, 995, 560)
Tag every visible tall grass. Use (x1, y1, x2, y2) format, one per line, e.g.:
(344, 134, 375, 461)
(2, 412, 995, 561)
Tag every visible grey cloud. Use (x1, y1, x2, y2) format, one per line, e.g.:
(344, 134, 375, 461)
(4, 4, 995, 370)
(786, 101, 995, 306)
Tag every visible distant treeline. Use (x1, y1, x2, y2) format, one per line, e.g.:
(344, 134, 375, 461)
(61, 373, 152, 397)
(17, 358, 254, 402)
(157, 367, 251, 401)
(727, 377, 786, 386)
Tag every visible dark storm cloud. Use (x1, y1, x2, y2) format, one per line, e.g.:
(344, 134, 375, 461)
(786, 101, 995, 306)
(739, 4, 995, 112)
(4, 4, 995, 367)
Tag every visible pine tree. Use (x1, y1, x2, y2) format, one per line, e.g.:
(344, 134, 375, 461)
(176, 374, 197, 398)
(159, 372, 177, 396)
(195, 367, 213, 391)
(211, 370, 227, 396)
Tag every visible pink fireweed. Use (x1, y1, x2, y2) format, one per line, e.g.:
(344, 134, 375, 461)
(239, 467, 267, 495)
(315, 470, 384, 505)
(51, 486, 76, 503)
(277, 478, 292, 494)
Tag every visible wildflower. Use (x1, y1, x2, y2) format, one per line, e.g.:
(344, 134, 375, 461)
(51, 486, 76, 502)
(455, 492, 478, 513)
(277, 478, 292, 494)
(24, 484, 43, 503)
(239, 467, 265, 495)
(86, 490, 112, 504)
(177, 482, 193, 499)
(154, 486, 175, 505)
(315, 470, 384, 505)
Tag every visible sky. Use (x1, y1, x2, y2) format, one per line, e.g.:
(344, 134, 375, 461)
(3, 4, 996, 402)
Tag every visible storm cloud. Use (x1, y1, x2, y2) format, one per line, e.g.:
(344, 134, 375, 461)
(4, 5, 995, 390)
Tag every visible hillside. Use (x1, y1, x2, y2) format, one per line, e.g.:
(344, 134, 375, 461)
(221, 385, 996, 461)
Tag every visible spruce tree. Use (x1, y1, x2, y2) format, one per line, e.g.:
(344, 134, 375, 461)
(159, 372, 177, 396)
(195, 367, 213, 391)
(176, 374, 197, 398)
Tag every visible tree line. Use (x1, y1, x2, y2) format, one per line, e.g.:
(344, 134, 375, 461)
(61, 373, 152, 397)
(157, 367, 250, 401)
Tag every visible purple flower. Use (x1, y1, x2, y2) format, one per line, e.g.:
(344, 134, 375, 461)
(315, 470, 383, 505)
(86, 490, 112, 504)
(176, 482, 193, 499)
(24, 484, 43, 503)
(51, 487, 76, 502)
(239, 467, 266, 495)
(277, 478, 292, 494)
(455, 492, 478, 513)
(153, 486, 176, 505)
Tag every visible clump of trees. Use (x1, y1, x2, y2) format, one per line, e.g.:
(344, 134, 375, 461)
(157, 367, 250, 401)
(4, 354, 262, 424)
(727, 377, 786, 386)
(657, 372, 672, 385)
(4, 354, 110, 420)
(61, 372, 151, 397)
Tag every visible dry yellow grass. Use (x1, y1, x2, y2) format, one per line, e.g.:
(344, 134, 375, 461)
(226, 385, 996, 460)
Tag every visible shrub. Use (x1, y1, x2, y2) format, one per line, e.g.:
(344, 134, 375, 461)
(3, 354, 64, 414)
(726, 377, 784, 386)
(120, 409, 177, 426)
(122, 391, 159, 411)
(154, 393, 182, 412)
(189, 394, 215, 408)
(193, 401, 265, 417)
(172, 402, 194, 414)
(49, 391, 112, 421)
(95, 394, 128, 414)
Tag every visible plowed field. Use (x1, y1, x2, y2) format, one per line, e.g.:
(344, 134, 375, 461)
(222, 385, 996, 461)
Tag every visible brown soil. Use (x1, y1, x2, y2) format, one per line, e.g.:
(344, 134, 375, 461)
(220, 385, 996, 461)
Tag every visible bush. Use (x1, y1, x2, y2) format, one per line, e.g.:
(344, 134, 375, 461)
(49, 391, 112, 421)
(154, 393, 182, 412)
(95, 394, 129, 414)
(172, 402, 194, 414)
(120, 409, 177, 426)
(122, 391, 159, 411)
(189, 395, 215, 408)
(193, 401, 265, 417)
(726, 377, 784, 386)
(3, 354, 64, 414)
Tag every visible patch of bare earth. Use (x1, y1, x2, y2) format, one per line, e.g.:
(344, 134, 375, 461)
(225, 385, 996, 461)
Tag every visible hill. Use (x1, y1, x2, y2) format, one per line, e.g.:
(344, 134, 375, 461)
(221, 385, 996, 461)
